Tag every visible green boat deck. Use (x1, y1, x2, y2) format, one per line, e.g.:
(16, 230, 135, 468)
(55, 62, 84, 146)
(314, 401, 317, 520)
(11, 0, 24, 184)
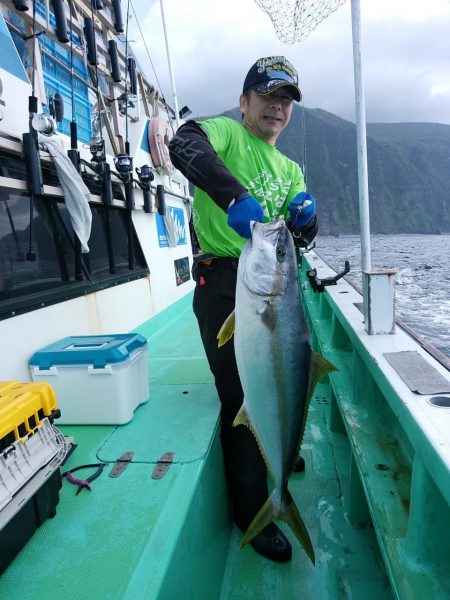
(0, 294, 393, 599)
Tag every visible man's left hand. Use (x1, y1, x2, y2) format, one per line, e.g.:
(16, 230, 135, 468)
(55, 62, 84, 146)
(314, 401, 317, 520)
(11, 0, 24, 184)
(287, 192, 316, 227)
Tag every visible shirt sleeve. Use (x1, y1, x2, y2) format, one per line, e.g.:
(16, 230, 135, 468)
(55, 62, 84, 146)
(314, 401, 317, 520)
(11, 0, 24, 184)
(168, 119, 247, 211)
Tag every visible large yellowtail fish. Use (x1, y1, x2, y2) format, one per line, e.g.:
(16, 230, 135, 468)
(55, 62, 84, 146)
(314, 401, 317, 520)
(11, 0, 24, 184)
(218, 218, 336, 564)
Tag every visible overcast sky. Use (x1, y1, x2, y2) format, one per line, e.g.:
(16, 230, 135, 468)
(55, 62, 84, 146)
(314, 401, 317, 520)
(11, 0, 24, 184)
(129, 0, 450, 124)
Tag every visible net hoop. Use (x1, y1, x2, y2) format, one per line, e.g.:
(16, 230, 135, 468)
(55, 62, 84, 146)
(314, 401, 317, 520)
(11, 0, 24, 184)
(255, 0, 347, 44)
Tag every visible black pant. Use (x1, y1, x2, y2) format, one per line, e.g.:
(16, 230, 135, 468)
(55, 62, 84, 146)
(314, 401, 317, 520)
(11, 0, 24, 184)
(193, 259, 268, 530)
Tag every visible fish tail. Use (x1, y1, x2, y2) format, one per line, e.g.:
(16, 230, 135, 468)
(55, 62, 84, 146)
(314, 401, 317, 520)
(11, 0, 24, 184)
(282, 488, 315, 565)
(240, 489, 315, 565)
(240, 494, 276, 549)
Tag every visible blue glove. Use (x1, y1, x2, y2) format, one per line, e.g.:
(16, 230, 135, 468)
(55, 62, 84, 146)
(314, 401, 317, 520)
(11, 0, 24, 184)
(287, 192, 316, 227)
(227, 192, 264, 238)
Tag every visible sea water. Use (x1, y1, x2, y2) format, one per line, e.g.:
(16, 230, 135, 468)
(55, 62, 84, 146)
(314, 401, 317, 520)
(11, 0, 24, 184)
(314, 234, 450, 360)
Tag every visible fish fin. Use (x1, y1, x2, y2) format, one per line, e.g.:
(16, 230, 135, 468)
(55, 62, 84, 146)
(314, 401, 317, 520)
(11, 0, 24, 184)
(308, 350, 337, 396)
(240, 489, 315, 565)
(294, 349, 339, 466)
(240, 495, 274, 548)
(258, 300, 276, 332)
(282, 488, 315, 565)
(233, 408, 276, 480)
(217, 310, 235, 347)
(232, 404, 251, 428)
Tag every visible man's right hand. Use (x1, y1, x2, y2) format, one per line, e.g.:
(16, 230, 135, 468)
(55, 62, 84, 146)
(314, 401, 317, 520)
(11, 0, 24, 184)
(227, 192, 264, 238)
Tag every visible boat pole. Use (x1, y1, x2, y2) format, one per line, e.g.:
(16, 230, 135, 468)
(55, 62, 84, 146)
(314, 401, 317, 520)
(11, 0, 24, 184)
(159, 0, 181, 131)
(350, 0, 371, 273)
(351, 0, 396, 335)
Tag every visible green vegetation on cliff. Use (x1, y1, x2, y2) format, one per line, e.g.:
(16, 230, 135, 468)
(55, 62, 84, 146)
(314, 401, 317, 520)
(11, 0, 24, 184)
(214, 106, 450, 235)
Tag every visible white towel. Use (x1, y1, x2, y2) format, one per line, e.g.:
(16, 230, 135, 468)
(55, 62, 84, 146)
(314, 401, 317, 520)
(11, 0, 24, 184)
(38, 135, 92, 253)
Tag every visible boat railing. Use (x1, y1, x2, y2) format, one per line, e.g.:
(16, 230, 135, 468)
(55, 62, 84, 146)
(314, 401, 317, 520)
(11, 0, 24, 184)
(300, 250, 450, 599)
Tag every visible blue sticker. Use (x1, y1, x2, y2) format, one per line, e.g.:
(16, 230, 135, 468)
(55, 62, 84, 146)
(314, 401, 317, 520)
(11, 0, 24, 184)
(156, 206, 187, 247)
(141, 119, 151, 153)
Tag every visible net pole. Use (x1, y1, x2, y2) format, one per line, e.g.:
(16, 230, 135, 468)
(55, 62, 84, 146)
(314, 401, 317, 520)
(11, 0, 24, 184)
(350, 0, 371, 272)
(159, 0, 181, 131)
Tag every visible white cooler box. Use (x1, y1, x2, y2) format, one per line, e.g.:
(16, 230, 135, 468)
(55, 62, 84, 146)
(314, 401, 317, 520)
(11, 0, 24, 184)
(29, 334, 149, 424)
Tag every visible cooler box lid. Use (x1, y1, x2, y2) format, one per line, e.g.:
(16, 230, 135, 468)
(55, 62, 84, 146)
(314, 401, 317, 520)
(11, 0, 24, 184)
(29, 334, 147, 370)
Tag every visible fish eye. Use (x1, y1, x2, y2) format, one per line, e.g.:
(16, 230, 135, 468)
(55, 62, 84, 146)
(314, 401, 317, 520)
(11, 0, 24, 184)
(276, 245, 286, 259)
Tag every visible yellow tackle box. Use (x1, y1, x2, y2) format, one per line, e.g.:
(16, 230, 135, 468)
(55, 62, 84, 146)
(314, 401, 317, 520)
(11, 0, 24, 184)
(0, 381, 60, 451)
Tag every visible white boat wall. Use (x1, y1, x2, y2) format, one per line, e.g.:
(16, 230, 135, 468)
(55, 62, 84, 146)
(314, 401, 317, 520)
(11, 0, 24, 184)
(0, 0, 194, 382)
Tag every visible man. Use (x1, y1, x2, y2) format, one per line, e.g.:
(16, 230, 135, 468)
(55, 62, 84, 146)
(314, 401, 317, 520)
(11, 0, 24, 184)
(169, 56, 318, 562)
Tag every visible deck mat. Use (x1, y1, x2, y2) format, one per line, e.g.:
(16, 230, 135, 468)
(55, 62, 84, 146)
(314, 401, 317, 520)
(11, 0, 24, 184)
(97, 382, 219, 463)
(384, 350, 450, 394)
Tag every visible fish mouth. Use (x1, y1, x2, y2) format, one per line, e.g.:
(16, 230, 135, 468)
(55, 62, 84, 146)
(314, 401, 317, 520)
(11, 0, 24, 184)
(260, 218, 287, 238)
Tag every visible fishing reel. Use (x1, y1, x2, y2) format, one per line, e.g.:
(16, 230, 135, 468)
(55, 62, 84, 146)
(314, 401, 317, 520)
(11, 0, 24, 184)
(136, 165, 154, 189)
(117, 92, 135, 116)
(114, 153, 133, 181)
(89, 138, 106, 173)
(136, 165, 154, 213)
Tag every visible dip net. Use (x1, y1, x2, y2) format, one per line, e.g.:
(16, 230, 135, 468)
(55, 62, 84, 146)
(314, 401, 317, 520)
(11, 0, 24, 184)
(255, 0, 346, 43)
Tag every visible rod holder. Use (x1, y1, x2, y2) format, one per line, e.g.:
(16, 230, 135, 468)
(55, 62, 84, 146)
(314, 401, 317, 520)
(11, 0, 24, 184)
(83, 17, 97, 66)
(12, 0, 29, 11)
(127, 57, 137, 95)
(108, 40, 121, 83)
(111, 0, 124, 33)
(156, 184, 166, 215)
(125, 178, 135, 211)
(51, 0, 69, 43)
(102, 163, 114, 207)
(22, 132, 43, 196)
(68, 148, 80, 172)
(143, 188, 152, 213)
(50, 93, 64, 122)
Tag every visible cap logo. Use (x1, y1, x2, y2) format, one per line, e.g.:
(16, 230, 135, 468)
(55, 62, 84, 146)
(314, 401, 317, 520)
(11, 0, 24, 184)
(256, 56, 298, 85)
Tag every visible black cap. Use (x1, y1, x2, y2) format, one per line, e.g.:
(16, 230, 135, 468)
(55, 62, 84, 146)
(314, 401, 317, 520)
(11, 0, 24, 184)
(243, 56, 302, 102)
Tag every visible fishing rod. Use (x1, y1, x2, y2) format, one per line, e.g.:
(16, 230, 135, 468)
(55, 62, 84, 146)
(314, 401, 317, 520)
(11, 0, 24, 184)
(113, 0, 136, 271)
(66, 0, 83, 280)
(301, 100, 307, 186)
(129, 0, 176, 132)
(84, 0, 116, 274)
(130, 0, 189, 216)
(45, 0, 94, 283)
(22, 0, 43, 262)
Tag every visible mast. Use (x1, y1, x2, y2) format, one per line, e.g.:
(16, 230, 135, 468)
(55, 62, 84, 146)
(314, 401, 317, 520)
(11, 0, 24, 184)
(351, 0, 395, 336)
(350, 0, 371, 272)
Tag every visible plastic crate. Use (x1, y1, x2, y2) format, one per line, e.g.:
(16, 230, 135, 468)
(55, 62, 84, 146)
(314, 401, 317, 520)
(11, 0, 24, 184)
(0, 381, 60, 451)
(0, 418, 67, 512)
(29, 334, 149, 424)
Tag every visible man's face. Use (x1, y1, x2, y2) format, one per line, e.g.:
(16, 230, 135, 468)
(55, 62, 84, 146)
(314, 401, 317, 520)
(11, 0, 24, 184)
(239, 88, 294, 144)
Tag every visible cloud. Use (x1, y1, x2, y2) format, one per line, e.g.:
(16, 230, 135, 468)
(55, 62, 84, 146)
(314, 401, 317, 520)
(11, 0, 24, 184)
(129, 0, 450, 124)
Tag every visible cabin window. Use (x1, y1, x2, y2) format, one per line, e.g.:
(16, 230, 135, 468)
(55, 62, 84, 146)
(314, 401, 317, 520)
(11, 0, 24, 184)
(0, 189, 149, 320)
